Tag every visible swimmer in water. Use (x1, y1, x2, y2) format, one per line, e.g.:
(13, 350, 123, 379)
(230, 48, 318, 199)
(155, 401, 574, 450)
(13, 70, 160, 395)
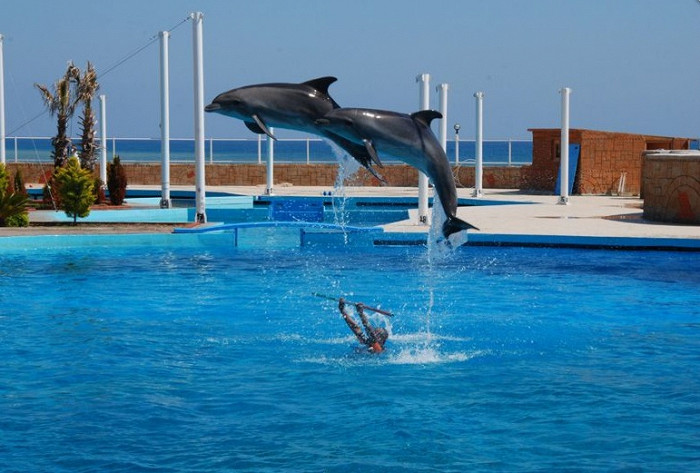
(338, 297, 389, 353)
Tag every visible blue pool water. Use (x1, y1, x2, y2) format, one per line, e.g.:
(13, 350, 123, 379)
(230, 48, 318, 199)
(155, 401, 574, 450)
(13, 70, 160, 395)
(1, 237, 699, 472)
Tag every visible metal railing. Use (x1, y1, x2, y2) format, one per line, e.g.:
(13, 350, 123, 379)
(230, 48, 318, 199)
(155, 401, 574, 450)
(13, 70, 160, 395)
(3, 136, 533, 166)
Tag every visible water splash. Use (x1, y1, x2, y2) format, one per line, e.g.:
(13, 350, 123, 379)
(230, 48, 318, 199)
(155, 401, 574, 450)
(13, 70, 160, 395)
(326, 140, 362, 243)
(387, 346, 477, 365)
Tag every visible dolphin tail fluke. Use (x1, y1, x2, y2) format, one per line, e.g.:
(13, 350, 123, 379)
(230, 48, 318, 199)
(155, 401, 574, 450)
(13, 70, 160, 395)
(442, 215, 479, 238)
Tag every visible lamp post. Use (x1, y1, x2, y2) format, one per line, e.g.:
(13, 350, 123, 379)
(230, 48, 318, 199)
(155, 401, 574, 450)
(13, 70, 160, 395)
(454, 123, 460, 165)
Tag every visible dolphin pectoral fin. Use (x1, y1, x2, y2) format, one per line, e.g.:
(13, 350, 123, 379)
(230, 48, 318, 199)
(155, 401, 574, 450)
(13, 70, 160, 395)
(442, 215, 479, 238)
(244, 121, 265, 134)
(252, 114, 276, 140)
(362, 139, 384, 168)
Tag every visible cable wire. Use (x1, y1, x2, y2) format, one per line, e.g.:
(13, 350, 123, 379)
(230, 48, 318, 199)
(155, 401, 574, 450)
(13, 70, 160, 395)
(8, 15, 192, 135)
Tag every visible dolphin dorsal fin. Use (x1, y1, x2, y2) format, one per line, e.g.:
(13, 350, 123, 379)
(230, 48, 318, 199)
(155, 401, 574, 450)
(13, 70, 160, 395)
(411, 110, 442, 127)
(302, 76, 338, 95)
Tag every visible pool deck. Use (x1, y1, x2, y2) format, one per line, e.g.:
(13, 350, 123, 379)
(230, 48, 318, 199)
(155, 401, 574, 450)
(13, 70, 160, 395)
(3, 184, 699, 249)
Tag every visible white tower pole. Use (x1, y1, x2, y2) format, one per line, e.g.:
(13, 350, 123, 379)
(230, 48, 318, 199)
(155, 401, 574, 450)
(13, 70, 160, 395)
(559, 87, 571, 205)
(437, 83, 448, 152)
(159, 30, 171, 209)
(416, 73, 430, 225)
(0, 34, 6, 165)
(99, 95, 107, 186)
(473, 92, 485, 198)
(265, 128, 274, 195)
(191, 11, 207, 222)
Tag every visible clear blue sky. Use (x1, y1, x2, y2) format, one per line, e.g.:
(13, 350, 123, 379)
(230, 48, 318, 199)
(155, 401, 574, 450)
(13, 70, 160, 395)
(2, 0, 699, 141)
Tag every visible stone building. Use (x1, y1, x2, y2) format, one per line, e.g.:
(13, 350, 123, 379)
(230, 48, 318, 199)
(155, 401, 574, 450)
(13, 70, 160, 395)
(523, 128, 693, 195)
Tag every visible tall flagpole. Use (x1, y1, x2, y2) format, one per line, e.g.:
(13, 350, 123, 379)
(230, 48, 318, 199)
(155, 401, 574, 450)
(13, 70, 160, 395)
(159, 30, 171, 209)
(416, 73, 430, 225)
(0, 34, 6, 165)
(191, 12, 206, 222)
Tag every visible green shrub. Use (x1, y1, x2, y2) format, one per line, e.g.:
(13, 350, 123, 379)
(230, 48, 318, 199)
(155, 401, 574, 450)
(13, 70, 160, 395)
(14, 169, 28, 197)
(55, 157, 94, 224)
(5, 212, 29, 227)
(93, 177, 105, 204)
(107, 156, 127, 205)
(0, 164, 29, 227)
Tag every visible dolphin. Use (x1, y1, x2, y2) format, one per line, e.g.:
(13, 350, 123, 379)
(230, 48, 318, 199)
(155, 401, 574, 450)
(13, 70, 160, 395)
(204, 77, 386, 182)
(316, 108, 478, 238)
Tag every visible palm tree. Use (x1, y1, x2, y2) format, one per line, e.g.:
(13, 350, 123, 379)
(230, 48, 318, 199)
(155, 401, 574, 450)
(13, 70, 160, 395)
(35, 62, 81, 168)
(76, 62, 99, 171)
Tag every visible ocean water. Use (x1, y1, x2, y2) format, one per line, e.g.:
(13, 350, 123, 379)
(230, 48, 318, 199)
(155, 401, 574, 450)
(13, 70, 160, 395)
(4, 137, 532, 166)
(1, 240, 698, 472)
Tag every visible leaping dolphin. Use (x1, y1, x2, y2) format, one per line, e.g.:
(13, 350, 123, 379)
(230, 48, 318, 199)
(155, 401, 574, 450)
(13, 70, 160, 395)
(204, 77, 386, 182)
(316, 108, 478, 238)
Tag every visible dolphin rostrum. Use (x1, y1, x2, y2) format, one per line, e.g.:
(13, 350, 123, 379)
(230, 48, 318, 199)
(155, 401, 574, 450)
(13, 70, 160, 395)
(316, 108, 478, 238)
(204, 77, 386, 182)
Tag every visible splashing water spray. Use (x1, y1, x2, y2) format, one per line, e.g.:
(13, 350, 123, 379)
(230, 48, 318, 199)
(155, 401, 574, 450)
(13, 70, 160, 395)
(327, 141, 361, 243)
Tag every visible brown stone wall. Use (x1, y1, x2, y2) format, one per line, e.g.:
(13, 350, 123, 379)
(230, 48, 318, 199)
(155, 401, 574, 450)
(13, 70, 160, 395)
(575, 130, 647, 195)
(642, 152, 700, 224)
(523, 128, 691, 196)
(7, 162, 523, 190)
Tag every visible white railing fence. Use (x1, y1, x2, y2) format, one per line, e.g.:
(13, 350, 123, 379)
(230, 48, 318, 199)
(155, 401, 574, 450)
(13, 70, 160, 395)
(3, 136, 533, 166)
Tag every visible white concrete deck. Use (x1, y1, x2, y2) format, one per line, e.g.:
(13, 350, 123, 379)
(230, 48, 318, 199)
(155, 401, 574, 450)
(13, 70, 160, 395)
(5, 184, 699, 248)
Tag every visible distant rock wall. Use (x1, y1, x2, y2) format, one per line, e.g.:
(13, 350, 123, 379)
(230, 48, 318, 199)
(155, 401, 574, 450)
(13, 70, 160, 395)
(8, 162, 523, 190)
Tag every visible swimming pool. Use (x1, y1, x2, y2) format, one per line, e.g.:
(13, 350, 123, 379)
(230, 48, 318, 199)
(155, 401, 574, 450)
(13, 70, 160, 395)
(1, 236, 698, 472)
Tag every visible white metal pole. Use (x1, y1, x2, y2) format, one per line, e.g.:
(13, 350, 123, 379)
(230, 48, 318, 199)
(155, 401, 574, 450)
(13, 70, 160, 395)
(416, 73, 430, 225)
(559, 87, 571, 205)
(0, 34, 6, 165)
(191, 12, 206, 222)
(473, 91, 484, 197)
(265, 127, 274, 195)
(159, 30, 171, 209)
(99, 95, 107, 186)
(436, 84, 448, 152)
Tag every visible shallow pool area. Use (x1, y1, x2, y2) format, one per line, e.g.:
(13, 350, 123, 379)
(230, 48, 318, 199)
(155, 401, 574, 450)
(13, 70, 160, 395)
(1, 235, 698, 471)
